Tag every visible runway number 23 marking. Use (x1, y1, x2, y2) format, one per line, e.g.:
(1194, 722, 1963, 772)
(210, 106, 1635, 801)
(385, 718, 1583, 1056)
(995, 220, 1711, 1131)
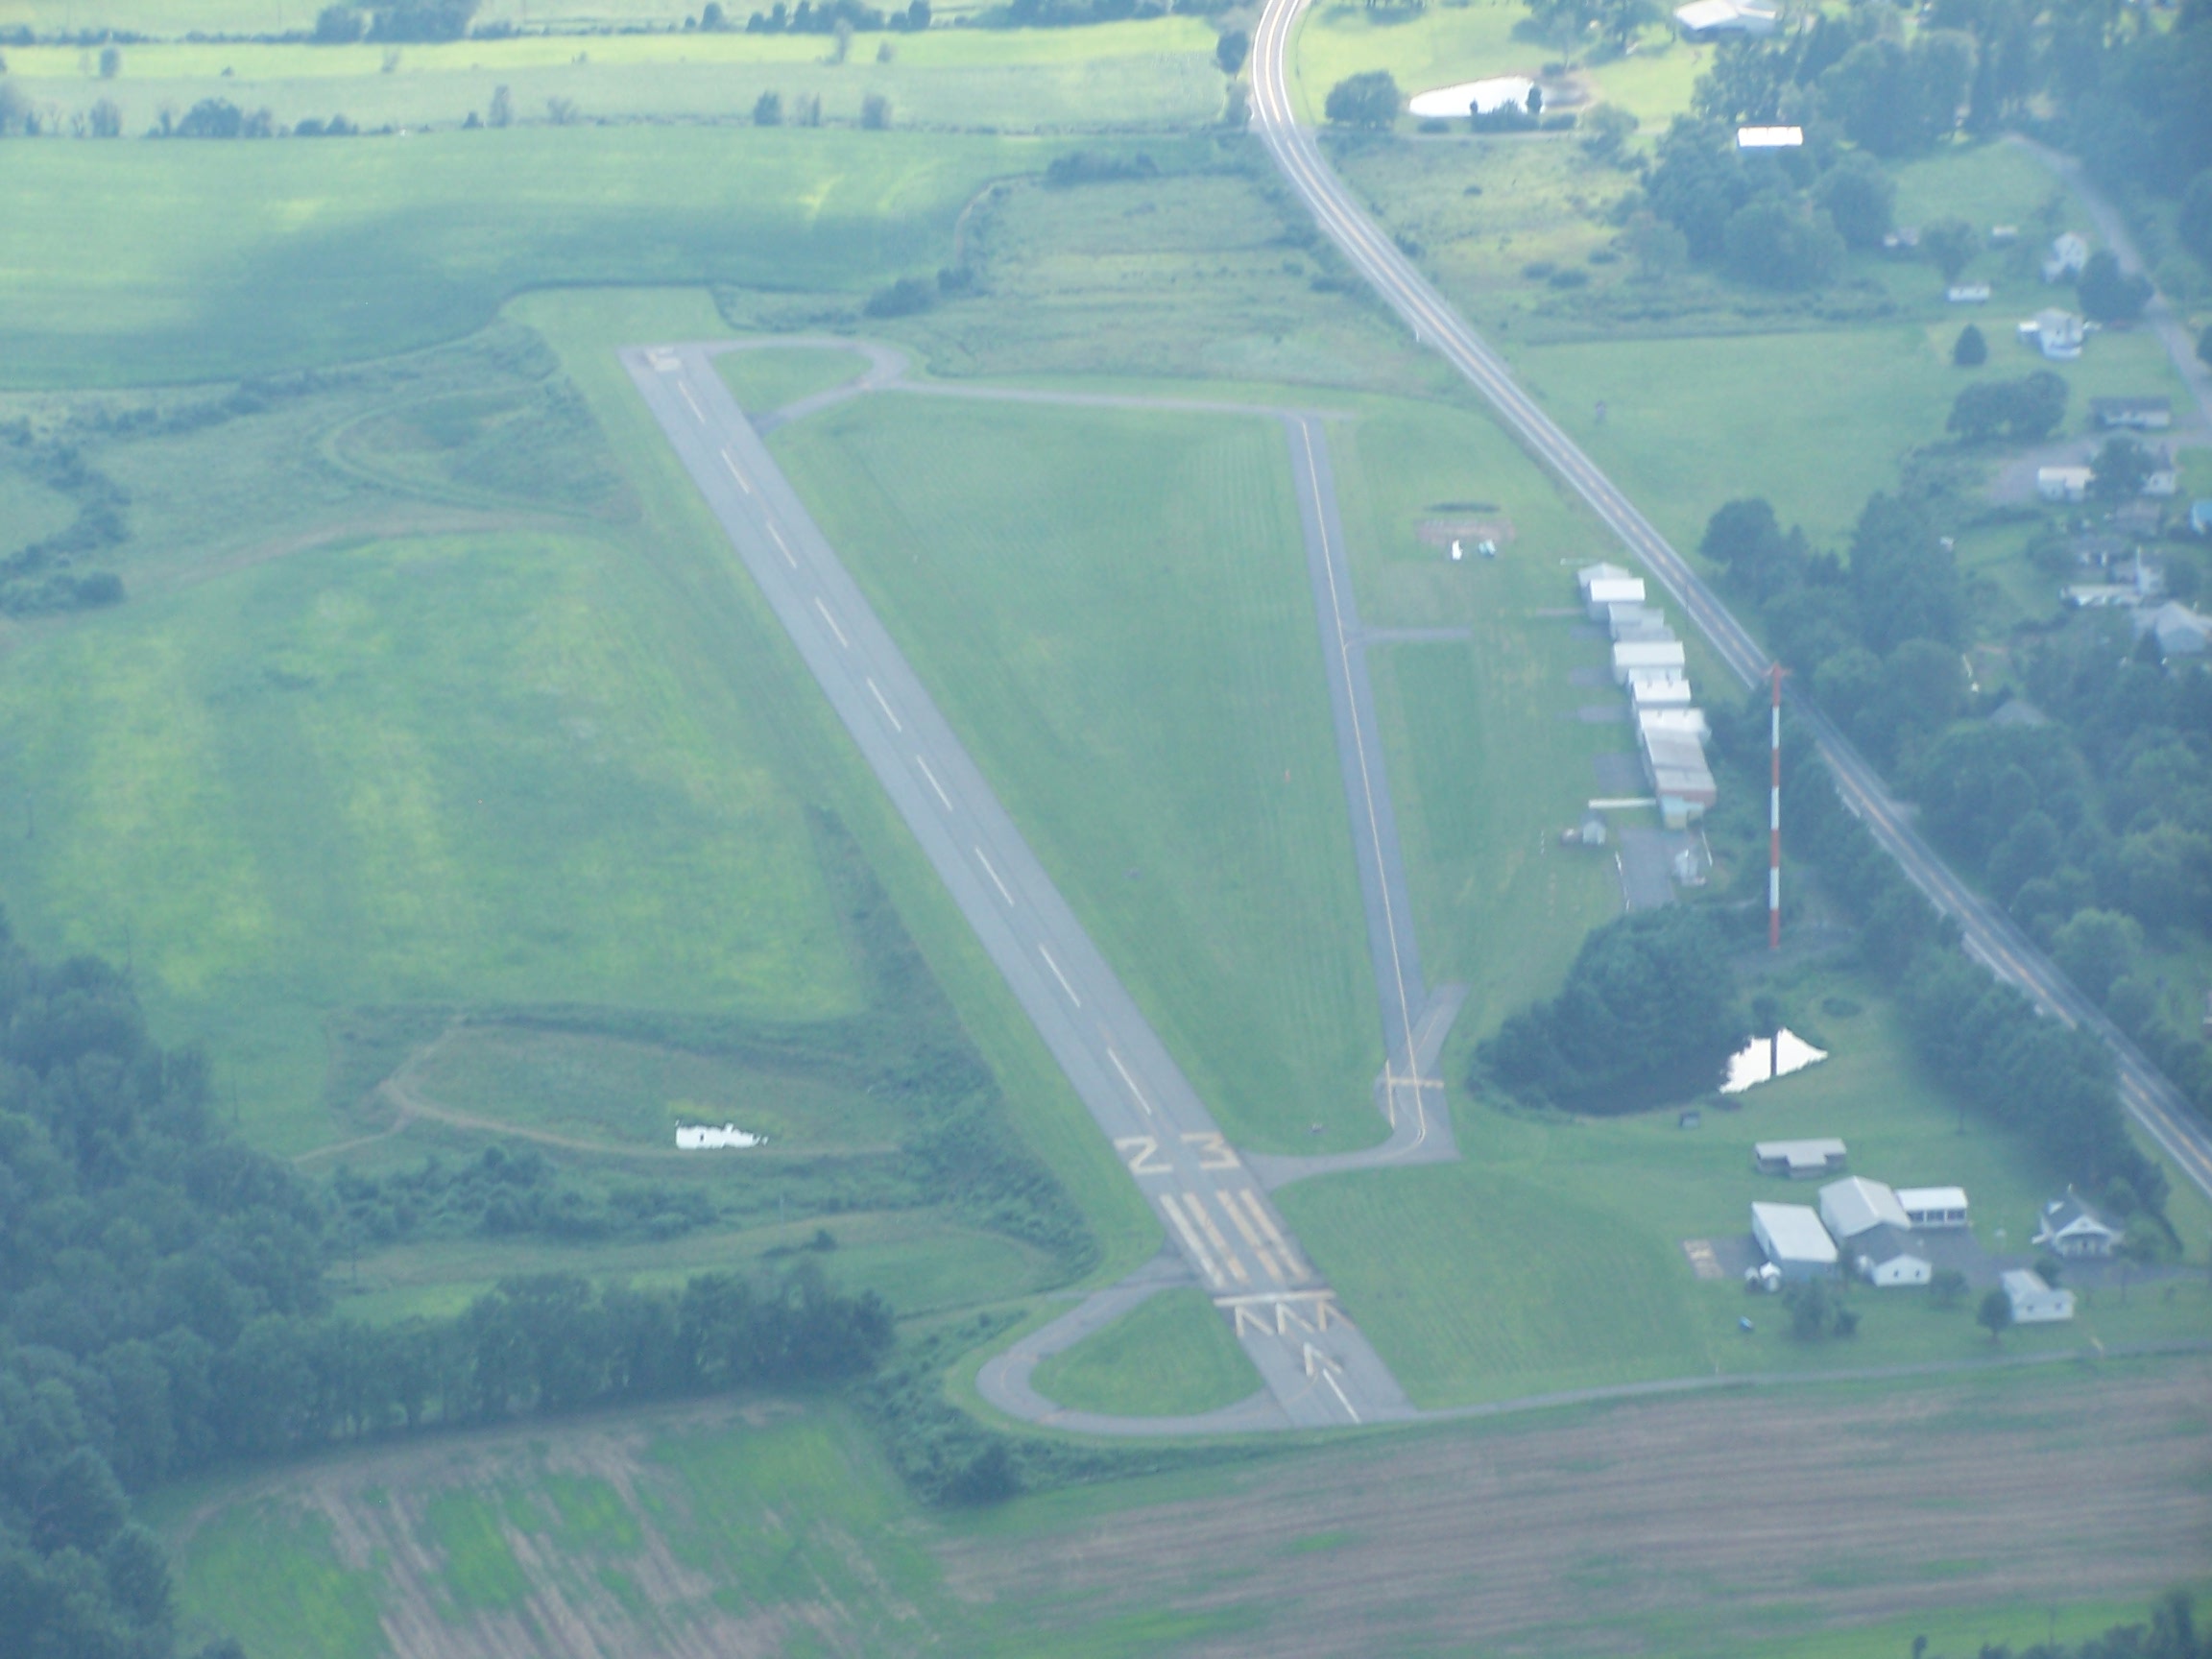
(1115, 1133, 1240, 1174)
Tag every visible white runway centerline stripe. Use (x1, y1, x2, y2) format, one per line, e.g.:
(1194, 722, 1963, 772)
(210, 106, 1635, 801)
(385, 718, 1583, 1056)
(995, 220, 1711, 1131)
(678, 381, 705, 421)
(766, 521, 798, 569)
(1038, 943, 1080, 1006)
(1106, 1046, 1155, 1117)
(974, 848, 1015, 905)
(719, 449, 755, 493)
(914, 755, 953, 810)
(866, 678, 902, 732)
(1157, 1193, 1224, 1286)
(812, 597, 849, 649)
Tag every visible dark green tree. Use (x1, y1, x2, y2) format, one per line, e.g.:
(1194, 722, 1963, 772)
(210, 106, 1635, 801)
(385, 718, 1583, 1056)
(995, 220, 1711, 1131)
(1976, 1287, 2013, 1341)
(1324, 70, 1400, 129)
(1952, 323, 1986, 366)
(2091, 434, 2155, 499)
(1811, 153, 1895, 250)
(1722, 196, 1843, 290)
(2078, 249, 2153, 323)
(1921, 216, 1978, 282)
(1214, 27, 1247, 73)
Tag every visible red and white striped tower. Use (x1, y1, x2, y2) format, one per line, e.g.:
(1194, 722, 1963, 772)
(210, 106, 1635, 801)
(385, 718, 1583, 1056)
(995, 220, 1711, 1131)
(1768, 662, 1786, 950)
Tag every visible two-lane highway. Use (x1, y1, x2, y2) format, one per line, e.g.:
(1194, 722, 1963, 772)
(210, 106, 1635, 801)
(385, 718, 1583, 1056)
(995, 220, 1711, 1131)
(625, 343, 1415, 1428)
(1248, 0, 2212, 1203)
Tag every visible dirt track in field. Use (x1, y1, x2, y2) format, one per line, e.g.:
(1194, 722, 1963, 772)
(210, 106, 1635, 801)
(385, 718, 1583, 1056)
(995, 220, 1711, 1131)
(941, 1358, 2212, 1656)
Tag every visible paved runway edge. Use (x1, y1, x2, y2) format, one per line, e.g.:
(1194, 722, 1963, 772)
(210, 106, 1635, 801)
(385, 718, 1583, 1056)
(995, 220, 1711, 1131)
(623, 342, 1415, 1431)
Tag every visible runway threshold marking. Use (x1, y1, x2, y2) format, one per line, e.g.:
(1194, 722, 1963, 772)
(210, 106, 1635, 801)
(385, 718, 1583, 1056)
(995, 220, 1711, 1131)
(1187, 1196, 1248, 1284)
(975, 848, 1015, 905)
(1157, 1193, 1224, 1286)
(866, 678, 902, 732)
(812, 597, 849, 649)
(1105, 1046, 1155, 1117)
(1038, 943, 1080, 1006)
(914, 756, 953, 810)
(718, 449, 754, 494)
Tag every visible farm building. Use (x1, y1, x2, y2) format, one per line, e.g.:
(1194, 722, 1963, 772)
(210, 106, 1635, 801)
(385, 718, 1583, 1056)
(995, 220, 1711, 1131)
(1751, 1202, 1839, 1281)
(2002, 1268, 2075, 1324)
(1579, 563, 1646, 616)
(1754, 1138, 1846, 1179)
(1736, 125, 1802, 149)
(1613, 638, 1687, 683)
(2135, 602, 2212, 659)
(1896, 1186, 1969, 1228)
(1818, 1176, 1911, 1241)
(1851, 1225, 1932, 1287)
(1946, 284, 1991, 304)
(2033, 1190, 2123, 1258)
(2037, 466, 2093, 504)
(2090, 397, 2173, 431)
(1673, 0, 1777, 36)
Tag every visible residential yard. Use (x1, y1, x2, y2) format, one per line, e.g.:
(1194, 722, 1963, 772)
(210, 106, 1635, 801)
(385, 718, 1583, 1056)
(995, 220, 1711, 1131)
(1281, 965, 2212, 1409)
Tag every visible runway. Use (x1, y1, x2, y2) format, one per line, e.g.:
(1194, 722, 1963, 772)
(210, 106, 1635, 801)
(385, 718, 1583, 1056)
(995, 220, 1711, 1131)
(625, 342, 1418, 1430)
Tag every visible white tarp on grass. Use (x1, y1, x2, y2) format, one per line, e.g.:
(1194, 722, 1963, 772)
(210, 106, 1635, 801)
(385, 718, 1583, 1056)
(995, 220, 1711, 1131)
(1722, 1028, 1829, 1094)
(1408, 76, 1539, 118)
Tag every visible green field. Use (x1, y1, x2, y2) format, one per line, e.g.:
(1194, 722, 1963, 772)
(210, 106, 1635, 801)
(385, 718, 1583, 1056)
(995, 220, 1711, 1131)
(0, 20, 1223, 138)
(1031, 1287, 1262, 1415)
(771, 390, 1386, 1154)
(0, 127, 1040, 386)
(159, 1374, 2212, 1657)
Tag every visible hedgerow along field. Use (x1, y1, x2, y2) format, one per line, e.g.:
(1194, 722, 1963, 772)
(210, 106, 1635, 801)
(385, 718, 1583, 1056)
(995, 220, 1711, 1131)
(156, 1365, 2212, 1657)
(0, 19, 1225, 142)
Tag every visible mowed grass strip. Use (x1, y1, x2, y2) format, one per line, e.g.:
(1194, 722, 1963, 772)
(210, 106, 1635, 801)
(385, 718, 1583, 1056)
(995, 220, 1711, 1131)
(1031, 1287, 1262, 1416)
(0, 528, 854, 1149)
(771, 393, 1382, 1153)
(714, 345, 874, 415)
(0, 127, 1036, 387)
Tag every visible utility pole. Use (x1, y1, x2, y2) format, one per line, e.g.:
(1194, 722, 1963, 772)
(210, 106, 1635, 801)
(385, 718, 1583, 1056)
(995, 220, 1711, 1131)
(1768, 662, 1787, 951)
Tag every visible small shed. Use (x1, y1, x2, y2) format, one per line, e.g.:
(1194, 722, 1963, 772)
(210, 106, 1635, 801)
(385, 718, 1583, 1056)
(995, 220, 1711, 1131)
(2032, 1190, 2123, 1258)
(1852, 1224, 1932, 1287)
(1896, 1186, 1969, 1229)
(2019, 309, 2084, 360)
(2037, 466, 2093, 504)
(1945, 284, 1991, 304)
(1751, 1202, 1839, 1281)
(2002, 1268, 2075, 1323)
(1754, 1138, 1846, 1179)
(1818, 1176, 1911, 1241)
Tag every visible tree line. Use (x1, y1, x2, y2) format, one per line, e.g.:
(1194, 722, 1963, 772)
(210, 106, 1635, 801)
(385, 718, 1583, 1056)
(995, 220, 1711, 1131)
(0, 921, 897, 1659)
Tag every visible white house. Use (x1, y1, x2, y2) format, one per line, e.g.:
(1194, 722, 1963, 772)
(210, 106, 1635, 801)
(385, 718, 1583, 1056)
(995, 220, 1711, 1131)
(1818, 1176, 1911, 1241)
(1755, 1138, 1847, 1179)
(2037, 466, 2093, 504)
(2032, 1190, 2123, 1258)
(2042, 232, 2089, 282)
(1674, 0, 1778, 36)
(2090, 397, 2173, 431)
(1896, 1186, 1969, 1228)
(2020, 308, 2084, 360)
(1946, 284, 1991, 304)
(1752, 1202, 1839, 1281)
(2138, 602, 2212, 659)
(2002, 1267, 2075, 1323)
(1852, 1224, 1933, 1287)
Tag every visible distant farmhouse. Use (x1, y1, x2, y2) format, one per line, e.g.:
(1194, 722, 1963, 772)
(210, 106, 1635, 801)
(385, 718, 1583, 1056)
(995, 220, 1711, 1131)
(2042, 232, 2089, 282)
(1751, 1202, 1838, 1281)
(2033, 1190, 2124, 1258)
(2018, 308, 2084, 361)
